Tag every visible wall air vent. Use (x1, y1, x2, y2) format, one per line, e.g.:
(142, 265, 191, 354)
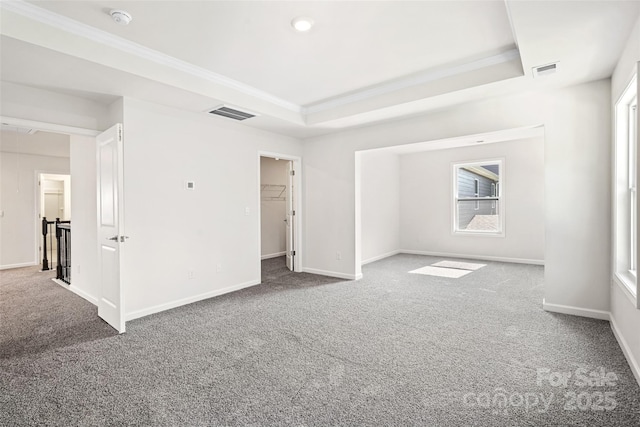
(532, 62, 559, 78)
(207, 105, 257, 121)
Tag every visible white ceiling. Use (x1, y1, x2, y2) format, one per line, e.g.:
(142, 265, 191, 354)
(24, 0, 517, 106)
(1, 1, 639, 138)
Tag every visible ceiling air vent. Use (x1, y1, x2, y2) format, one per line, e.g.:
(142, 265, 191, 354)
(207, 105, 257, 121)
(1, 123, 38, 135)
(532, 62, 559, 78)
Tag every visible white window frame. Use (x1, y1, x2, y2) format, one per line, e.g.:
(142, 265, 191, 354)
(630, 97, 637, 273)
(613, 74, 638, 306)
(452, 159, 504, 237)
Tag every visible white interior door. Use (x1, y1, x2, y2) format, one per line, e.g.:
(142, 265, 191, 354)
(285, 161, 295, 271)
(97, 124, 125, 333)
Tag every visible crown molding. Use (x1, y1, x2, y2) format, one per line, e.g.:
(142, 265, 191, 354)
(1, 0, 523, 126)
(0, 0, 302, 114)
(302, 48, 521, 115)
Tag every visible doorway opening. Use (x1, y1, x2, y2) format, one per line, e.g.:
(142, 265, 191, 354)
(355, 125, 545, 278)
(38, 173, 71, 272)
(1, 116, 125, 333)
(258, 153, 302, 278)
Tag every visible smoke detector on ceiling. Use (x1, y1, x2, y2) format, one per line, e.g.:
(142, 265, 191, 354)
(110, 9, 132, 25)
(532, 62, 559, 78)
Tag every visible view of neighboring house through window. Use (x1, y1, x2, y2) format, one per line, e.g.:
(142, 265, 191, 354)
(614, 74, 638, 298)
(453, 159, 503, 235)
(630, 94, 637, 273)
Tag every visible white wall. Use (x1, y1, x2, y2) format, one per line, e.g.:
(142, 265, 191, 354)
(121, 98, 302, 319)
(610, 14, 640, 384)
(260, 157, 288, 258)
(303, 79, 611, 313)
(0, 82, 107, 131)
(359, 151, 400, 264)
(69, 135, 99, 304)
(399, 137, 544, 263)
(0, 144, 70, 269)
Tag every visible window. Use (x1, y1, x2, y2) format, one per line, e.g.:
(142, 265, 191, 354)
(630, 96, 637, 273)
(614, 75, 638, 300)
(453, 160, 503, 235)
(474, 179, 480, 210)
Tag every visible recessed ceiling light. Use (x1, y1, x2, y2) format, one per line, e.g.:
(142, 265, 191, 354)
(110, 9, 132, 26)
(291, 16, 314, 32)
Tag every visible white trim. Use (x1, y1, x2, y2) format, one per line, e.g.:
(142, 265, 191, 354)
(257, 152, 303, 274)
(52, 278, 68, 288)
(0, 116, 100, 136)
(0, 1, 301, 114)
(612, 74, 639, 309)
(125, 278, 261, 321)
(303, 48, 520, 114)
(361, 250, 401, 265)
(69, 285, 99, 306)
(0, 261, 37, 270)
(613, 274, 638, 307)
(542, 299, 610, 321)
(52, 278, 100, 306)
(261, 251, 286, 260)
(399, 249, 544, 266)
(610, 314, 640, 387)
(302, 267, 362, 280)
(1, 1, 520, 119)
(502, 0, 520, 49)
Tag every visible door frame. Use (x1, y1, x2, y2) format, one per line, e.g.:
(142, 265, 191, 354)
(257, 152, 303, 276)
(2, 115, 102, 290)
(3, 113, 102, 271)
(34, 171, 71, 268)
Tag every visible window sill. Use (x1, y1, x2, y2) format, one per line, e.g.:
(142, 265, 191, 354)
(613, 272, 638, 308)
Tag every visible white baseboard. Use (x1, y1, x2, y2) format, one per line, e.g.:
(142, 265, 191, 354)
(0, 261, 38, 270)
(400, 249, 544, 266)
(542, 299, 610, 321)
(125, 278, 261, 321)
(361, 250, 401, 265)
(610, 315, 640, 387)
(52, 278, 68, 288)
(69, 285, 99, 306)
(302, 267, 361, 280)
(52, 277, 99, 306)
(261, 251, 286, 260)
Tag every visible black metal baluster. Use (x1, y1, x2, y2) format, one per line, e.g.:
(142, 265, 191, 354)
(56, 218, 62, 279)
(42, 217, 49, 271)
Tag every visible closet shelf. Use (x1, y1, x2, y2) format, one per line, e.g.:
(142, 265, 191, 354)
(261, 184, 286, 201)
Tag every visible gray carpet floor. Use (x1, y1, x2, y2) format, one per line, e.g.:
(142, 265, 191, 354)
(1, 255, 639, 426)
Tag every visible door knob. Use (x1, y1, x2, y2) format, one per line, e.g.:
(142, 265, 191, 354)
(107, 236, 118, 241)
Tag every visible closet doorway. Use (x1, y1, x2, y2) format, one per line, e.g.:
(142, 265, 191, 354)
(258, 153, 301, 274)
